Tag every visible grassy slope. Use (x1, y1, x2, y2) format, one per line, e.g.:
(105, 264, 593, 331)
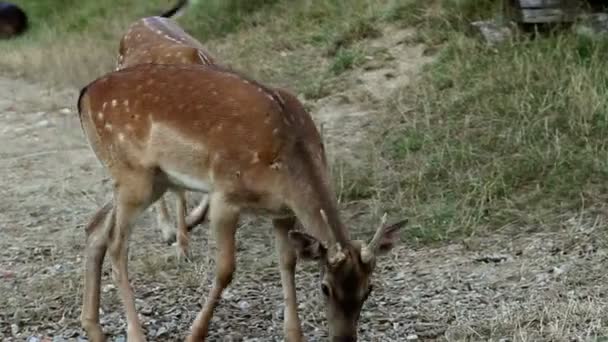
(376, 1, 608, 243)
(2, 0, 607, 245)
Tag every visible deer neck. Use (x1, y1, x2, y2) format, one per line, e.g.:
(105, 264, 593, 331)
(285, 141, 350, 247)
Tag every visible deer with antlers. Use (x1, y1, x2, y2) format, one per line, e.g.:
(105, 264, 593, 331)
(78, 61, 405, 341)
(115, 4, 217, 259)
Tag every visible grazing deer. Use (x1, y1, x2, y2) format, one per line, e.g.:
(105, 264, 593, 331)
(77, 62, 406, 341)
(116, 2, 217, 259)
(0, 2, 28, 39)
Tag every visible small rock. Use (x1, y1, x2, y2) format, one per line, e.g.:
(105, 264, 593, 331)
(406, 334, 419, 341)
(474, 254, 509, 263)
(11, 323, 19, 336)
(59, 108, 71, 114)
(471, 20, 512, 46)
(155, 326, 168, 337)
(35, 120, 50, 128)
(238, 300, 250, 311)
(102, 284, 115, 293)
(26, 337, 40, 342)
(53, 336, 66, 342)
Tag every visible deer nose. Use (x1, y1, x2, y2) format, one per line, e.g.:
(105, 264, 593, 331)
(332, 337, 356, 342)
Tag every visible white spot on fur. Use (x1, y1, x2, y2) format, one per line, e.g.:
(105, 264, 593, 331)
(212, 91, 218, 96)
(111, 99, 117, 107)
(97, 112, 104, 120)
(272, 128, 279, 135)
(270, 161, 282, 170)
(118, 133, 125, 142)
(274, 92, 286, 106)
(125, 124, 133, 131)
(104, 123, 113, 132)
(251, 152, 260, 164)
(102, 102, 108, 110)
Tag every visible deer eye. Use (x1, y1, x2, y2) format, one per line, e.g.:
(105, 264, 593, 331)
(321, 283, 331, 297)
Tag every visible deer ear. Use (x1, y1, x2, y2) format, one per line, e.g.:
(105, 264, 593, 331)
(374, 219, 407, 255)
(288, 231, 326, 261)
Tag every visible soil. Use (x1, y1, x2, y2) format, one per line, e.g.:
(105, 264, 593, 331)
(1, 26, 607, 342)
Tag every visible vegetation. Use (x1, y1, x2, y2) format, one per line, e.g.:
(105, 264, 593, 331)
(3, 0, 608, 245)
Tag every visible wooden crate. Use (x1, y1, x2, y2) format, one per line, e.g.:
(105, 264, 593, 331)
(503, 0, 580, 23)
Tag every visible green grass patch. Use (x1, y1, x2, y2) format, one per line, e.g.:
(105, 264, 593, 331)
(379, 19, 608, 242)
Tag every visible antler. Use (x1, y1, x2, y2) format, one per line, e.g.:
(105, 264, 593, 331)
(360, 213, 388, 264)
(321, 209, 346, 268)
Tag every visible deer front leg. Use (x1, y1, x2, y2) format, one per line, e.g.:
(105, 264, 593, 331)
(81, 201, 114, 342)
(187, 193, 239, 341)
(272, 217, 303, 342)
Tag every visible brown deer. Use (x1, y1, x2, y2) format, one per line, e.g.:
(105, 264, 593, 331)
(77, 62, 406, 342)
(116, 8, 217, 259)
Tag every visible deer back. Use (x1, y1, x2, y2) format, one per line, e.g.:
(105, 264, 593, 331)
(118, 16, 214, 69)
(78, 63, 326, 203)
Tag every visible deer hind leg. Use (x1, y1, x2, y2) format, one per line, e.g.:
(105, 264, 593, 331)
(187, 193, 239, 341)
(109, 171, 166, 342)
(273, 217, 304, 342)
(81, 200, 114, 342)
(155, 194, 177, 245)
(174, 190, 191, 261)
(185, 194, 210, 232)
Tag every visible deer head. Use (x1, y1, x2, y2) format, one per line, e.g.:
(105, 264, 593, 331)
(288, 211, 407, 340)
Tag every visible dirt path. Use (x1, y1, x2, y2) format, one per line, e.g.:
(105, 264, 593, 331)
(311, 26, 433, 164)
(1, 29, 608, 341)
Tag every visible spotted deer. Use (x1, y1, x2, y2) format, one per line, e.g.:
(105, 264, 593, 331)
(116, 7, 217, 259)
(77, 62, 406, 342)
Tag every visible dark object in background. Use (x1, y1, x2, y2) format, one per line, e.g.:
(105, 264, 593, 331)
(0, 1, 27, 39)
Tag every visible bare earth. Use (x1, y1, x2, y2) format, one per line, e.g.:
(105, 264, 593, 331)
(1, 26, 608, 342)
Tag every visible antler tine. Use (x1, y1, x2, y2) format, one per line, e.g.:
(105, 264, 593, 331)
(360, 213, 388, 264)
(369, 212, 388, 250)
(321, 209, 346, 268)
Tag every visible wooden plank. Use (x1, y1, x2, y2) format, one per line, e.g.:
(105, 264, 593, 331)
(521, 8, 574, 22)
(519, 0, 563, 8)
